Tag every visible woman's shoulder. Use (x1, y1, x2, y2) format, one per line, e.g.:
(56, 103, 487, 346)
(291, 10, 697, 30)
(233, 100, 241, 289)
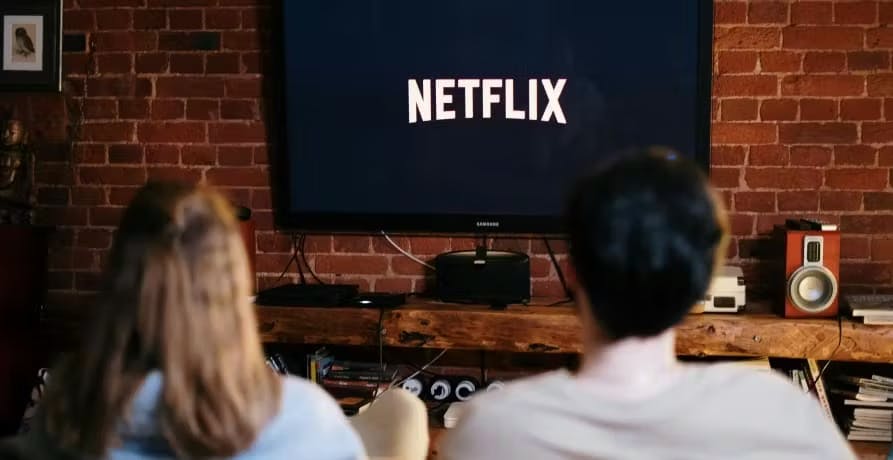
(277, 375, 347, 418)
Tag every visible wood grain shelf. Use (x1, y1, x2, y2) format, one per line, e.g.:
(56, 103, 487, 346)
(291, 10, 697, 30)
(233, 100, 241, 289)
(257, 300, 893, 362)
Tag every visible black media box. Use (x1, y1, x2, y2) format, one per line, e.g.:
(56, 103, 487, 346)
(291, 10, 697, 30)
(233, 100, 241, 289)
(433, 249, 530, 306)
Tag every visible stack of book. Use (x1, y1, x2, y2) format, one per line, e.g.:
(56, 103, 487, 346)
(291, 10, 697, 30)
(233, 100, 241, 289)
(306, 349, 395, 416)
(846, 295, 893, 325)
(830, 374, 893, 442)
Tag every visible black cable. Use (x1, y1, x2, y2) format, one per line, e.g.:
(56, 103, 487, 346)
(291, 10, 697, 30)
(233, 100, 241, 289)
(373, 307, 386, 402)
(294, 234, 307, 285)
(808, 313, 843, 393)
(272, 235, 298, 287)
(544, 238, 572, 301)
(299, 233, 325, 284)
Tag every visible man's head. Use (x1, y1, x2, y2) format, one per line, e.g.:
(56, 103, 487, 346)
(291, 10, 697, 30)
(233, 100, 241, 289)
(565, 147, 728, 342)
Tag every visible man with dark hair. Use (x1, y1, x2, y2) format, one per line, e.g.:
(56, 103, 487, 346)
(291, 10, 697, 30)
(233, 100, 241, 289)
(441, 150, 854, 459)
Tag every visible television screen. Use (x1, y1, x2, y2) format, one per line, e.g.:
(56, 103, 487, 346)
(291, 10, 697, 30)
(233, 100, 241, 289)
(276, 0, 712, 234)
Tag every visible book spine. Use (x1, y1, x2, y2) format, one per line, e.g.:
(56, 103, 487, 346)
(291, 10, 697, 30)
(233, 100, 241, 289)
(807, 359, 835, 421)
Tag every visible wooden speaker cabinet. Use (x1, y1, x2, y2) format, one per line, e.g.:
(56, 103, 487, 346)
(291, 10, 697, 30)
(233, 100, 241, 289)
(784, 230, 840, 318)
(0, 225, 48, 435)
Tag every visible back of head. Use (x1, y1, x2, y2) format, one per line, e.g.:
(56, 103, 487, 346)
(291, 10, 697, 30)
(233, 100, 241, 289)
(41, 182, 280, 457)
(566, 148, 728, 341)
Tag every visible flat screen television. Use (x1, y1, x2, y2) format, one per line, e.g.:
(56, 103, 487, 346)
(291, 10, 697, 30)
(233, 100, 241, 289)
(275, 0, 713, 234)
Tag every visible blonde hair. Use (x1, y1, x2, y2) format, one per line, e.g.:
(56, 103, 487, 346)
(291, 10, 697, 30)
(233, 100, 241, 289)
(42, 182, 281, 457)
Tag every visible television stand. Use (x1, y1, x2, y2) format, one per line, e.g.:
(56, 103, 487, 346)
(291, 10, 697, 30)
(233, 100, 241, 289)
(255, 283, 359, 307)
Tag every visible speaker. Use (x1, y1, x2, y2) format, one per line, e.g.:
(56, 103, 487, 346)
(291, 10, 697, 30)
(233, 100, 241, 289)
(784, 230, 840, 318)
(434, 249, 530, 306)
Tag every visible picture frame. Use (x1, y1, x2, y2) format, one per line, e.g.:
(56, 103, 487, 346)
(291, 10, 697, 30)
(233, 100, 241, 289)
(0, 0, 61, 92)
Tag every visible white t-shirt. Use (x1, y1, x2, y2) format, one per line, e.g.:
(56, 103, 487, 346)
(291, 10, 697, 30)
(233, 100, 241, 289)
(440, 365, 855, 460)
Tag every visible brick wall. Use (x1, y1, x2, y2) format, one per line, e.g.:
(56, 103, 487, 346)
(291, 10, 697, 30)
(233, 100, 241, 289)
(1, 0, 892, 317)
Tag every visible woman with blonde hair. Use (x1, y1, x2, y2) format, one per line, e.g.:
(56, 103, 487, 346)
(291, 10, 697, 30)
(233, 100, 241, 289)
(10, 182, 366, 459)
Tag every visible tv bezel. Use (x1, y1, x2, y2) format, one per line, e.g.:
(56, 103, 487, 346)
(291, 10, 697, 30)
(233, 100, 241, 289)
(271, 0, 714, 235)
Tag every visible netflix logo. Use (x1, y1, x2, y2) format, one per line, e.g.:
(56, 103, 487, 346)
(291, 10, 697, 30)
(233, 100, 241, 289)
(408, 78, 567, 124)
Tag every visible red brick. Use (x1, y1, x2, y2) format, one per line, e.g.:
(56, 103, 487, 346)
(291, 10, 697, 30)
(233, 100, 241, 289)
(374, 278, 413, 293)
(257, 233, 292, 253)
(863, 123, 893, 143)
(149, 100, 184, 120)
(221, 100, 256, 119)
(157, 77, 224, 97)
(721, 99, 758, 121)
(710, 167, 741, 189)
(206, 167, 268, 186)
(803, 52, 846, 73)
(76, 229, 113, 250)
(82, 122, 134, 142)
(391, 257, 429, 277)
(840, 98, 882, 120)
(868, 75, 893, 96)
(882, 2, 893, 23)
(147, 167, 202, 183)
(225, 78, 262, 97)
(716, 2, 747, 24)
(711, 146, 746, 166)
(96, 53, 133, 74)
(93, 32, 157, 52)
(87, 77, 152, 97)
(179, 145, 215, 165)
(835, 1, 878, 24)
(333, 236, 372, 253)
(137, 122, 206, 143)
(80, 0, 144, 6)
(791, 2, 833, 24)
(80, 166, 146, 186)
(108, 144, 143, 163)
(783, 26, 864, 50)
(714, 75, 778, 96)
(779, 123, 857, 144)
(254, 146, 268, 165)
(207, 53, 241, 74)
(208, 122, 266, 143)
(777, 191, 818, 211)
(95, 9, 132, 30)
(315, 255, 389, 275)
(63, 53, 92, 76)
(714, 27, 781, 49)
(119, 99, 150, 119)
(410, 237, 452, 254)
(303, 235, 333, 253)
(170, 54, 204, 74)
(729, 214, 755, 236)
(206, 9, 241, 29)
(241, 7, 271, 29)
(89, 207, 126, 227)
(759, 99, 798, 120)
(71, 187, 106, 206)
(149, 0, 217, 6)
(748, 2, 788, 23)
(734, 191, 775, 212)
(865, 192, 893, 210)
(135, 53, 168, 73)
(71, 145, 107, 165)
(84, 100, 117, 119)
(800, 99, 838, 121)
(186, 99, 220, 120)
(760, 51, 802, 72)
(37, 187, 69, 206)
(169, 9, 204, 30)
(820, 191, 862, 210)
(108, 187, 139, 205)
(134, 9, 166, 29)
(712, 123, 777, 144)
(373, 235, 408, 254)
(718, 51, 758, 74)
(866, 28, 893, 48)
(826, 168, 888, 189)
(781, 75, 864, 96)
(217, 146, 253, 166)
(848, 51, 891, 71)
(842, 215, 893, 233)
(835, 145, 877, 166)
(222, 31, 261, 50)
(64, 10, 95, 31)
(840, 263, 892, 284)
(242, 52, 262, 74)
(872, 239, 893, 261)
(48, 248, 94, 271)
(218, 187, 251, 206)
(745, 168, 823, 189)
(840, 237, 870, 259)
(749, 145, 788, 165)
(880, 146, 893, 166)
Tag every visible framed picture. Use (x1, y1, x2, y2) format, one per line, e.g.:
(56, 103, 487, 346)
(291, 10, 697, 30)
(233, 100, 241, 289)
(0, 0, 61, 92)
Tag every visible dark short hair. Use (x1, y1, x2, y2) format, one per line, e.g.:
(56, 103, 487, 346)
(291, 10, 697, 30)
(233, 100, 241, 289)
(565, 148, 727, 340)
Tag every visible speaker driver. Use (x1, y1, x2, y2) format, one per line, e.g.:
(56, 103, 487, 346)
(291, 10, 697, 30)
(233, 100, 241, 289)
(787, 265, 837, 313)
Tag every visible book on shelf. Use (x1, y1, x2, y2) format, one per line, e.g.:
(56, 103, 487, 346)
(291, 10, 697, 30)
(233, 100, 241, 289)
(806, 359, 834, 421)
(828, 373, 893, 443)
(844, 295, 893, 325)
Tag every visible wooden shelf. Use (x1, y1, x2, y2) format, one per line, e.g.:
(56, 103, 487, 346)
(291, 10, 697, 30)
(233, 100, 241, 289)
(257, 300, 893, 363)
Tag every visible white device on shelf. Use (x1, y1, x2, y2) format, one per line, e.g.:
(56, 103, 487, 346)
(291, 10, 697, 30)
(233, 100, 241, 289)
(699, 265, 746, 313)
(444, 401, 467, 428)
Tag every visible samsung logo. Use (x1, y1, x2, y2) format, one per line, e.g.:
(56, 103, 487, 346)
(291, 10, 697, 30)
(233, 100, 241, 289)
(476, 221, 500, 228)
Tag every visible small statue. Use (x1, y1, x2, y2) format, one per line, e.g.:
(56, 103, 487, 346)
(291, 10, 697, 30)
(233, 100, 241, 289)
(0, 119, 35, 224)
